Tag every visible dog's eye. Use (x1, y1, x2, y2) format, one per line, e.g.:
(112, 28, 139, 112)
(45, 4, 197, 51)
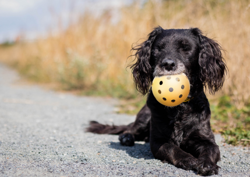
(182, 45, 191, 51)
(157, 45, 165, 51)
(179, 41, 191, 51)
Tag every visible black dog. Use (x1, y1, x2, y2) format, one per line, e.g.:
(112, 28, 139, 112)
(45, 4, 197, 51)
(86, 27, 227, 176)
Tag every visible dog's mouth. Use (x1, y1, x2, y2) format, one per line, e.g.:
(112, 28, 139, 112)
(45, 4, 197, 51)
(153, 62, 186, 77)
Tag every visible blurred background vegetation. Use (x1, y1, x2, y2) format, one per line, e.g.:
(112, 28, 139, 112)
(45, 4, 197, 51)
(0, 0, 250, 145)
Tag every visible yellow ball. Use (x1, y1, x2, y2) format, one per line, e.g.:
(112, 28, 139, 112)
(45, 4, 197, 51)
(152, 73, 190, 107)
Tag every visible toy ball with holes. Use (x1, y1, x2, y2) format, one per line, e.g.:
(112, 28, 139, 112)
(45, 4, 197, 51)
(152, 73, 190, 107)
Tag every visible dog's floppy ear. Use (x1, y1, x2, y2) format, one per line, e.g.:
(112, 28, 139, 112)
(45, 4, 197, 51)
(130, 26, 163, 95)
(192, 28, 227, 94)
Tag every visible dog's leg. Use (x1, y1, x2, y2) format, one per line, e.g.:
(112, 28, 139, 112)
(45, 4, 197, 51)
(119, 105, 151, 146)
(184, 130, 220, 176)
(151, 142, 198, 171)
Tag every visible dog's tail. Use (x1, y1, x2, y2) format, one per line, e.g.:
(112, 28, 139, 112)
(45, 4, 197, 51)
(85, 121, 132, 135)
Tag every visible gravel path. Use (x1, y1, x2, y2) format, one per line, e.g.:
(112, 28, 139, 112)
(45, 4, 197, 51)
(0, 63, 249, 177)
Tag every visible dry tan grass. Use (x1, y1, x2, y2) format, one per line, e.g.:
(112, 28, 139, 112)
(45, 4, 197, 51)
(1, 0, 250, 103)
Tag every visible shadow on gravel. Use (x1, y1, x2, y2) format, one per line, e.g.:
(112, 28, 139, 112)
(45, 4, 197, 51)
(109, 142, 154, 160)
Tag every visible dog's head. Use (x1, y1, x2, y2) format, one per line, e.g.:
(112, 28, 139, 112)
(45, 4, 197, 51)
(130, 26, 227, 95)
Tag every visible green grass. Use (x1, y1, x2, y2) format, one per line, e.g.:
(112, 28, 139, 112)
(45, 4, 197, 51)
(210, 96, 250, 146)
(117, 96, 147, 115)
(223, 128, 250, 146)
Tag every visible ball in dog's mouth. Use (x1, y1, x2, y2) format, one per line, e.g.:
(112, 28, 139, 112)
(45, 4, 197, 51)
(152, 73, 190, 107)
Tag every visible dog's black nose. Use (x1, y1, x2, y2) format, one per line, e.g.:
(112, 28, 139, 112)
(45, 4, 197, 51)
(162, 59, 176, 71)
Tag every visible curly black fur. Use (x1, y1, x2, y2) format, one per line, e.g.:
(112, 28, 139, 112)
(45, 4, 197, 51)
(86, 27, 227, 176)
(193, 28, 227, 94)
(130, 26, 164, 95)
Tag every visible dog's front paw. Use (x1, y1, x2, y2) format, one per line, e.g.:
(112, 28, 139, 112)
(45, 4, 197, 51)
(119, 133, 135, 146)
(196, 158, 219, 176)
(175, 156, 198, 171)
